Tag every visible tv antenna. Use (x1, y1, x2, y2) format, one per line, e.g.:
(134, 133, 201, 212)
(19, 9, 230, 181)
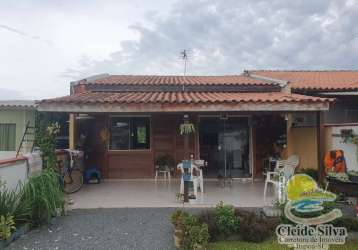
(180, 49, 191, 76)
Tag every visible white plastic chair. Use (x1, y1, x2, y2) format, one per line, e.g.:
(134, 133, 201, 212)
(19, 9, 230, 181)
(155, 165, 171, 182)
(263, 155, 299, 203)
(177, 162, 202, 197)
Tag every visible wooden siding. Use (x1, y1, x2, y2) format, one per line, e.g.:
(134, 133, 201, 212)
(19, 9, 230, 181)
(102, 113, 197, 178)
(107, 151, 153, 178)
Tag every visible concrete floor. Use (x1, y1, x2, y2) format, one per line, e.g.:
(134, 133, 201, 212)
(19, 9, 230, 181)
(69, 179, 276, 209)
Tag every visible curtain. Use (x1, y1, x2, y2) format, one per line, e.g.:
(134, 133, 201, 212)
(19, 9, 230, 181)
(0, 124, 16, 151)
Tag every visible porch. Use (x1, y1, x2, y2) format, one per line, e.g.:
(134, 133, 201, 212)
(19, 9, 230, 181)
(68, 179, 274, 209)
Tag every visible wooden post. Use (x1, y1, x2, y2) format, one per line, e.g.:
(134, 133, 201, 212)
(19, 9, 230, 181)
(317, 111, 325, 183)
(69, 113, 77, 150)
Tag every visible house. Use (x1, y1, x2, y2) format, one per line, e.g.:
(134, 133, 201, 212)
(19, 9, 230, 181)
(0, 100, 36, 159)
(248, 71, 358, 172)
(37, 73, 334, 180)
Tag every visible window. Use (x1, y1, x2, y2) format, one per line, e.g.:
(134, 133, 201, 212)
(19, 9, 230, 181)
(0, 124, 16, 151)
(109, 117, 150, 150)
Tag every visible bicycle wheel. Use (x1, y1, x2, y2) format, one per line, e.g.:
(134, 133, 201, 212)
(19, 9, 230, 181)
(63, 168, 83, 194)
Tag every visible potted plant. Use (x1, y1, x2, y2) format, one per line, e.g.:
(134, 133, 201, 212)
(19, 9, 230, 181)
(155, 154, 175, 172)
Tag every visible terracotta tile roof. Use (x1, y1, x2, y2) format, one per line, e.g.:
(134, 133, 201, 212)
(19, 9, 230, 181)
(85, 75, 272, 86)
(0, 100, 36, 109)
(250, 70, 358, 91)
(40, 91, 331, 105)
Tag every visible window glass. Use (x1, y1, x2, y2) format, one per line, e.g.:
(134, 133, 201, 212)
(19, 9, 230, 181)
(110, 118, 130, 150)
(0, 124, 16, 151)
(109, 117, 150, 150)
(132, 117, 150, 149)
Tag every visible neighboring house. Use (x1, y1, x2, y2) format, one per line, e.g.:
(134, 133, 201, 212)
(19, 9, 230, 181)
(248, 71, 358, 172)
(0, 100, 36, 159)
(37, 74, 333, 180)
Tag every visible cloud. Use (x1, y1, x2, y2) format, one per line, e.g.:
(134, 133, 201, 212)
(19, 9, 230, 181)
(67, 0, 358, 78)
(0, 88, 28, 100)
(0, 24, 53, 46)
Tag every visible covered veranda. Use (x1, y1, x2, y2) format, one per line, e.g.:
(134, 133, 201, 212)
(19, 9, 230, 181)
(68, 179, 272, 209)
(38, 90, 332, 208)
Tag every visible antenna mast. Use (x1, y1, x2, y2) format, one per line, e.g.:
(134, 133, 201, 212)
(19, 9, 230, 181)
(180, 49, 189, 76)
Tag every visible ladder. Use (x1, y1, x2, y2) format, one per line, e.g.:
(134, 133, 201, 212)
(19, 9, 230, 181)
(16, 121, 35, 157)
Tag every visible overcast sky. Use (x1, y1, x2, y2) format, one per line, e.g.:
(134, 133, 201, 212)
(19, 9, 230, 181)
(0, 0, 357, 100)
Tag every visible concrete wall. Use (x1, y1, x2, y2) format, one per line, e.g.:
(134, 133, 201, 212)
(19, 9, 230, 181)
(0, 152, 42, 190)
(0, 109, 35, 157)
(0, 158, 28, 190)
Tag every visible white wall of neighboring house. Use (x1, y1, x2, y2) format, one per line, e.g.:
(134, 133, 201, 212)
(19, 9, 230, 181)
(0, 152, 42, 190)
(0, 151, 16, 160)
(331, 125, 358, 171)
(0, 159, 28, 190)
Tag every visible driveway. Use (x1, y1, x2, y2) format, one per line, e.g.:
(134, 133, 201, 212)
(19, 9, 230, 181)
(7, 208, 178, 250)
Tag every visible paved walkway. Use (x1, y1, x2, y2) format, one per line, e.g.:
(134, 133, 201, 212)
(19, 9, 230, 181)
(8, 208, 178, 250)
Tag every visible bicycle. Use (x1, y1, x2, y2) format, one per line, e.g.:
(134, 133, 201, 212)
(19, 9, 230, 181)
(57, 149, 84, 194)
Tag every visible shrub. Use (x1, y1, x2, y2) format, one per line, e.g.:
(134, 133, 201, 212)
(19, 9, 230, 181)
(21, 169, 65, 226)
(171, 210, 186, 228)
(0, 214, 16, 240)
(214, 201, 239, 236)
(198, 210, 219, 241)
(181, 214, 209, 250)
(332, 217, 358, 232)
(183, 223, 209, 250)
(236, 209, 273, 242)
(0, 180, 30, 227)
(171, 210, 209, 250)
(240, 221, 271, 243)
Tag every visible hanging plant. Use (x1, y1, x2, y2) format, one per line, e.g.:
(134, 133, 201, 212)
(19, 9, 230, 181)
(179, 123, 195, 135)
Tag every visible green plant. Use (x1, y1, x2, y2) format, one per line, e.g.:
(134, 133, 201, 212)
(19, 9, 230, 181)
(171, 210, 187, 228)
(0, 180, 30, 226)
(182, 214, 209, 250)
(179, 123, 195, 135)
(35, 112, 60, 169)
(297, 168, 318, 181)
(155, 154, 175, 171)
(214, 201, 239, 236)
(183, 223, 209, 250)
(332, 216, 358, 232)
(21, 169, 65, 226)
(235, 209, 273, 242)
(198, 209, 222, 241)
(171, 210, 210, 250)
(0, 214, 16, 240)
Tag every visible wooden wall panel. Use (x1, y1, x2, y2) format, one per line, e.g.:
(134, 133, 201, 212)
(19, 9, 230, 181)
(108, 151, 153, 178)
(103, 113, 200, 178)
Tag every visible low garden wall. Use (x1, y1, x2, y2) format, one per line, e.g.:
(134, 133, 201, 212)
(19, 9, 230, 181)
(0, 152, 42, 190)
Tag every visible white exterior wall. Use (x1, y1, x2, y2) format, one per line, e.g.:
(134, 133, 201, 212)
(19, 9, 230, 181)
(0, 159, 28, 190)
(0, 152, 42, 190)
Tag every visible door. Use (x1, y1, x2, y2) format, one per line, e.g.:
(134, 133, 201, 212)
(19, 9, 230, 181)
(218, 117, 250, 178)
(199, 116, 251, 178)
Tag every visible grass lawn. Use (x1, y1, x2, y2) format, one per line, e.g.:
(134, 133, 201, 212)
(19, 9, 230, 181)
(209, 239, 358, 250)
